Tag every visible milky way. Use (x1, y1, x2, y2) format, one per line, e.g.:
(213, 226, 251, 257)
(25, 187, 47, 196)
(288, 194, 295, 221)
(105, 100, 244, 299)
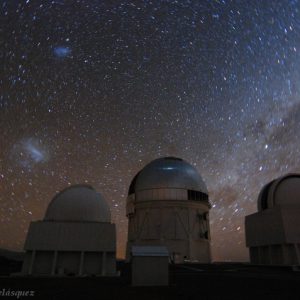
(1, 0, 300, 260)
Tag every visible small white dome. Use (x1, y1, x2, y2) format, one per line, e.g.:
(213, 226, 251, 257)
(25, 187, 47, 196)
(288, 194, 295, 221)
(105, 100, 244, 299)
(258, 174, 300, 211)
(45, 185, 111, 222)
(129, 157, 208, 194)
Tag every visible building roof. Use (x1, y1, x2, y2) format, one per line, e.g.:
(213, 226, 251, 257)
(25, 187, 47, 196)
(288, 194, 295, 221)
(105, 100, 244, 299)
(131, 246, 169, 257)
(44, 185, 111, 223)
(258, 173, 300, 211)
(128, 157, 208, 195)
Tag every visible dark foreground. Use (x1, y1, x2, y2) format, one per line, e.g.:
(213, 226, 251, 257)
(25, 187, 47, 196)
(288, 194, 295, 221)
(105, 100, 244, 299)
(0, 262, 299, 300)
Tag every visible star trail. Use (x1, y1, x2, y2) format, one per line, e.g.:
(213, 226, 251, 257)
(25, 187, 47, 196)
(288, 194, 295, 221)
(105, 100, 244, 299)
(1, 0, 300, 260)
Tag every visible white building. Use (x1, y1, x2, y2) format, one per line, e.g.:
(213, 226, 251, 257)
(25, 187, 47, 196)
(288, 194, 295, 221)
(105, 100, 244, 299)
(131, 246, 169, 286)
(21, 185, 117, 276)
(245, 173, 300, 265)
(126, 157, 211, 263)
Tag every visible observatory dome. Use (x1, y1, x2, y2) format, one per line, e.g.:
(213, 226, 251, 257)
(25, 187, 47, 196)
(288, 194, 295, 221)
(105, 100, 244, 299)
(129, 157, 208, 195)
(258, 173, 300, 211)
(45, 185, 111, 222)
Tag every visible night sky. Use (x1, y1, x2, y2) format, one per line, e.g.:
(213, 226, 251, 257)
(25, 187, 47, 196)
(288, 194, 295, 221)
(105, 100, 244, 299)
(1, 0, 300, 261)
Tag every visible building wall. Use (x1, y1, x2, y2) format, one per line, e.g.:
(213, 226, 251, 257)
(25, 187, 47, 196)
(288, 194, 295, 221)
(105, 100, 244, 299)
(189, 240, 211, 262)
(21, 251, 32, 274)
(56, 251, 80, 276)
(126, 199, 211, 263)
(33, 251, 52, 275)
(249, 244, 300, 265)
(245, 206, 285, 247)
(83, 252, 102, 275)
(22, 221, 117, 276)
(246, 206, 300, 265)
(24, 221, 116, 252)
(22, 250, 116, 276)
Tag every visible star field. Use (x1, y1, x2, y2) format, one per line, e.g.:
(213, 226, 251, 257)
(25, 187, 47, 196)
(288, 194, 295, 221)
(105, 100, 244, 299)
(1, 0, 300, 260)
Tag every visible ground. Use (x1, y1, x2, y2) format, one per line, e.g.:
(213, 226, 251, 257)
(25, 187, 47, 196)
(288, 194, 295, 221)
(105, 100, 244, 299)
(0, 260, 299, 299)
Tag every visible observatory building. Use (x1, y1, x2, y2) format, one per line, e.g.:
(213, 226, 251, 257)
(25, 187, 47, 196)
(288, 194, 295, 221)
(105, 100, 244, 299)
(126, 157, 211, 263)
(245, 174, 300, 265)
(21, 185, 117, 276)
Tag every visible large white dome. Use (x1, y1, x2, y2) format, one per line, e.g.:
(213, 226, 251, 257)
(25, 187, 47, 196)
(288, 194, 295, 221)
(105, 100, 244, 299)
(45, 185, 111, 222)
(129, 157, 208, 195)
(258, 173, 300, 211)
